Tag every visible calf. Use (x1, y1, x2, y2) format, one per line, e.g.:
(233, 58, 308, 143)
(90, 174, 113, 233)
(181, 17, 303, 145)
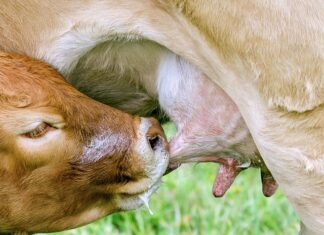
(0, 52, 169, 234)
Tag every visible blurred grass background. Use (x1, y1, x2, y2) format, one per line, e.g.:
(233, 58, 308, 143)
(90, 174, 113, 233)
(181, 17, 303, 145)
(48, 123, 299, 235)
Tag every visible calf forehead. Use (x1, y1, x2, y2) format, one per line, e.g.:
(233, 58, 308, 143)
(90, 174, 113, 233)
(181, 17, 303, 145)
(0, 52, 80, 106)
(0, 52, 138, 138)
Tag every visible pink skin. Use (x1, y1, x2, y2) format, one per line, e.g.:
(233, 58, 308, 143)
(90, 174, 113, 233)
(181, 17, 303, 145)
(175, 156, 278, 197)
(261, 169, 279, 197)
(160, 55, 277, 197)
(213, 159, 241, 197)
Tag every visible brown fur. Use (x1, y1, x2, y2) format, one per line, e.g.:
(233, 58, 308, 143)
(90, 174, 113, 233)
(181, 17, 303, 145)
(0, 52, 168, 233)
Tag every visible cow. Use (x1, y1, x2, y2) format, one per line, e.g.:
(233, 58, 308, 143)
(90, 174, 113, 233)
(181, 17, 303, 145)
(0, 51, 169, 234)
(0, 1, 323, 234)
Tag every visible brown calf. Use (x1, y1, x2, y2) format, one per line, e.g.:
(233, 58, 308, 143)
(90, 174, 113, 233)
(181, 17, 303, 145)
(0, 52, 169, 234)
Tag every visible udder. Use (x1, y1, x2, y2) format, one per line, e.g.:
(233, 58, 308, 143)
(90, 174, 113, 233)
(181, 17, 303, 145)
(158, 53, 277, 197)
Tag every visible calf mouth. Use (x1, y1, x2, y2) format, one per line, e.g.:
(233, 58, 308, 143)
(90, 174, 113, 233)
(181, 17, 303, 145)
(117, 179, 162, 213)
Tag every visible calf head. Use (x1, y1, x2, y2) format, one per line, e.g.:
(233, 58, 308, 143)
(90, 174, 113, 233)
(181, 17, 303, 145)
(0, 52, 169, 233)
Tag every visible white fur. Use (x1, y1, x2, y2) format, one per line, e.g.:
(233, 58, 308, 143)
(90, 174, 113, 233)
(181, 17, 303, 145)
(117, 179, 161, 211)
(80, 131, 125, 163)
(135, 118, 169, 181)
(157, 52, 202, 123)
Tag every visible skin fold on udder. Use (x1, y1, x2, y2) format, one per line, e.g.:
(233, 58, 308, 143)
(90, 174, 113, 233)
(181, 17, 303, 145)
(159, 54, 277, 197)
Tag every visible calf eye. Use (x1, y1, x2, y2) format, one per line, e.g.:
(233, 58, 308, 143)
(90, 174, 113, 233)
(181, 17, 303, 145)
(24, 123, 53, 138)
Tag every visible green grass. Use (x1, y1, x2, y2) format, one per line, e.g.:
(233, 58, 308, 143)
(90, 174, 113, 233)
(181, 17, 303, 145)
(47, 123, 300, 235)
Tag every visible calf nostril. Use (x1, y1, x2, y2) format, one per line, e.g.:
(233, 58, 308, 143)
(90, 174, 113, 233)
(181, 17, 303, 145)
(140, 117, 168, 152)
(148, 135, 162, 151)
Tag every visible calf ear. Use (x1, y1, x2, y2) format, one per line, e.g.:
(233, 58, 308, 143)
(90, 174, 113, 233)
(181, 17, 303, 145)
(10, 94, 32, 108)
(1, 93, 32, 108)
